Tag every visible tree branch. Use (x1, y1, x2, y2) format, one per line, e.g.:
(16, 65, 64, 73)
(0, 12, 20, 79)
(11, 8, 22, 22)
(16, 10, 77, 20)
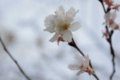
(93, 73, 99, 80)
(68, 38, 99, 80)
(68, 38, 84, 56)
(98, 0, 116, 80)
(109, 30, 115, 80)
(98, 0, 107, 13)
(0, 36, 31, 80)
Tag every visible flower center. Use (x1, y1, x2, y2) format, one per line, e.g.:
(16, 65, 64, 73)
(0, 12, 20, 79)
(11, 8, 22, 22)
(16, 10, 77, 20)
(80, 65, 84, 69)
(85, 67, 94, 75)
(109, 19, 114, 25)
(55, 24, 70, 34)
(62, 24, 69, 30)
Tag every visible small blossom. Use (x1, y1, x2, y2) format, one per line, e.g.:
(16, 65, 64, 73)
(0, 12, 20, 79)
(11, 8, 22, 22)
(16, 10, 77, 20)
(104, 11, 117, 30)
(68, 55, 94, 75)
(44, 6, 81, 43)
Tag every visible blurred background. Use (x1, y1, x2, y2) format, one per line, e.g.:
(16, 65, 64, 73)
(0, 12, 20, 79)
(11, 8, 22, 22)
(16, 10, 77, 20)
(0, 0, 120, 80)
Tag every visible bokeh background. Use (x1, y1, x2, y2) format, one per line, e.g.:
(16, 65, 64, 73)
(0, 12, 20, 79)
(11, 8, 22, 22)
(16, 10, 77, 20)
(0, 0, 120, 80)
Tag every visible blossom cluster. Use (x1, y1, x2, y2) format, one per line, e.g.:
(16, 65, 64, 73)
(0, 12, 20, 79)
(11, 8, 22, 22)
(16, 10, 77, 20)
(44, 6, 93, 76)
(103, 0, 120, 37)
(103, 0, 120, 30)
(43, 0, 120, 79)
(104, 11, 119, 30)
(44, 6, 80, 43)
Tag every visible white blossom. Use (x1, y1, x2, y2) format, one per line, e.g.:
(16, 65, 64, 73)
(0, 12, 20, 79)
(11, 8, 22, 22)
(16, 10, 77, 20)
(104, 11, 120, 30)
(104, 11, 117, 30)
(68, 55, 94, 75)
(44, 6, 80, 42)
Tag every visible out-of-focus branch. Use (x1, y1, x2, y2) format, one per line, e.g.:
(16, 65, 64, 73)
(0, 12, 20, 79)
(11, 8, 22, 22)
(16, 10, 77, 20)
(99, 0, 107, 13)
(109, 30, 115, 80)
(93, 73, 99, 80)
(98, 0, 116, 80)
(68, 38, 99, 80)
(0, 36, 31, 80)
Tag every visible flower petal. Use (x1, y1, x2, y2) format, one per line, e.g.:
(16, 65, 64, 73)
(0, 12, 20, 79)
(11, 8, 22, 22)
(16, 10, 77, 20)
(44, 27, 54, 33)
(110, 23, 117, 30)
(49, 33, 59, 42)
(59, 6, 65, 13)
(64, 15, 73, 24)
(104, 12, 111, 21)
(55, 6, 65, 16)
(68, 64, 80, 70)
(76, 70, 84, 76)
(66, 7, 79, 17)
(62, 30, 72, 42)
(84, 55, 89, 67)
(44, 15, 55, 28)
(69, 22, 81, 31)
(111, 11, 117, 20)
(74, 55, 84, 64)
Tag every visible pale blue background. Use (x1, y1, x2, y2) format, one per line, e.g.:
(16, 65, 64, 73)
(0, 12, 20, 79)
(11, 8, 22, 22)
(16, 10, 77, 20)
(0, 0, 120, 80)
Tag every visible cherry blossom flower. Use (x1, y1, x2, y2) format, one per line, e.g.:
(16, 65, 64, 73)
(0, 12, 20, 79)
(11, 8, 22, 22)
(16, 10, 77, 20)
(104, 11, 117, 30)
(44, 6, 81, 42)
(68, 55, 94, 76)
(104, 11, 120, 30)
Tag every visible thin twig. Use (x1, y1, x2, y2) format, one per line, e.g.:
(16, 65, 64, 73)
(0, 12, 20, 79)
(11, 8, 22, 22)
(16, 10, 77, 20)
(0, 36, 31, 80)
(68, 38, 99, 80)
(98, 0, 116, 80)
(68, 38, 84, 56)
(93, 73, 99, 80)
(99, 0, 106, 13)
(109, 30, 115, 80)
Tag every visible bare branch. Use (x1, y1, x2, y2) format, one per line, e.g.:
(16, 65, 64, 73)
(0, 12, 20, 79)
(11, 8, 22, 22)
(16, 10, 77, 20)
(68, 38, 84, 56)
(99, 0, 107, 13)
(109, 30, 115, 80)
(0, 35, 31, 80)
